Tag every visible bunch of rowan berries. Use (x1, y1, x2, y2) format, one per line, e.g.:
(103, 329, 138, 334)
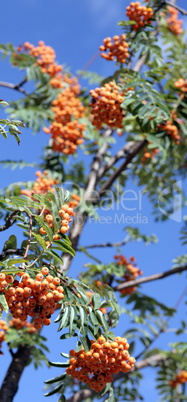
(39, 194, 80, 242)
(90, 82, 124, 129)
(158, 120, 180, 144)
(174, 78, 187, 93)
(0, 268, 64, 330)
(114, 255, 142, 295)
(21, 170, 59, 198)
(66, 336, 135, 392)
(126, 2, 153, 31)
(169, 370, 187, 388)
(100, 34, 129, 64)
(166, 6, 183, 36)
(20, 41, 63, 88)
(43, 80, 85, 155)
(141, 147, 159, 164)
(9, 317, 37, 333)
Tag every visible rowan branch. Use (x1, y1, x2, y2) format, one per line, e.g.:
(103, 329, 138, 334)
(78, 236, 129, 250)
(0, 211, 19, 232)
(115, 265, 187, 291)
(0, 81, 28, 96)
(97, 142, 135, 179)
(98, 140, 147, 196)
(164, 1, 187, 15)
(0, 249, 24, 261)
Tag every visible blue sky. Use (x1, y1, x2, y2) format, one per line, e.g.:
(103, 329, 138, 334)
(0, 1, 187, 401)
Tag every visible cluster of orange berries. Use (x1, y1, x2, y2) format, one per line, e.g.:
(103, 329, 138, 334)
(174, 78, 187, 93)
(100, 35, 129, 64)
(114, 255, 143, 295)
(19, 41, 63, 88)
(90, 82, 124, 129)
(39, 193, 80, 242)
(0, 268, 64, 330)
(43, 76, 85, 155)
(66, 336, 135, 392)
(21, 170, 59, 198)
(9, 317, 37, 333)
(126, 2, 153, 31)
(158, 120, 180, 144)
(170, 370, 187, 388)
(0, 320, 8, 353)
(142, 147, 159, 164)
(166, 6, 183, 36)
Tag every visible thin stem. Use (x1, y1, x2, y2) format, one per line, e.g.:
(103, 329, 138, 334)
(0, 81, 28, 96)
(78, 236, 130, 250)
(23, 214, 32, 259)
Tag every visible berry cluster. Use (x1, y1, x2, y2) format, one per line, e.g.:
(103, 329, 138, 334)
(21, 170, 59, 198)
(66, 336, 135, 392)
(99, 35, 129, 64)
(43, 78, 85, 155)
(90, 82, 124, 129)
(0, 268, 64, 330)
(174, 78, 187, 93)
(39, 194, 80, 243)
(126, 2, 153, 31)
(170, 371, 187, 388)
(166, 6, 183, 36)
(158, 120, 180, 144)
(114, 255, 142, 295)
(141, 147, 159, 164)
(9, 317, 37, 333)
(20, 41, 63, 88)
(0, 320, 8, 353)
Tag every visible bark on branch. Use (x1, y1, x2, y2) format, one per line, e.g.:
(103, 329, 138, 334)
(0, 346, 31, 402)
(115, 265, 187, 291)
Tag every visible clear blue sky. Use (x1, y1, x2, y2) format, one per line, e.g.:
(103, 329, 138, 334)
(0, 1, 187, 401)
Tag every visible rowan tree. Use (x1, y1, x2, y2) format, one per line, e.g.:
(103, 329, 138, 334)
(0, 1, 187, 401)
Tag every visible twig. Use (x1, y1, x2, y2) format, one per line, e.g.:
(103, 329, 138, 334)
(0, 81, 28, 96)
(164, 1, 187, 15)
(97, 142, 135, 179)
(23, 214, 32, 259)
(0, 249, 24, 262)
(115, 265, 187, 291)
(0, 211, 19, 232)
(78, 236, 129, 250)
(98, 140, 147, 196)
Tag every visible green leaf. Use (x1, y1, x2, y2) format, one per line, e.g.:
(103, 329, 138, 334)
(44, 383, 64, 397)
(0, 293, 8, 312)
(32, 233, 47, 250)
(48, 361, 69, 368)
(44, 373, 67, 384)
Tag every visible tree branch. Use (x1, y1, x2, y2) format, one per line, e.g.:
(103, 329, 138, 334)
(0, 249, 24, 261)
(0, 81, 28, 96)
(115, 265, 187, 291)
(0, 211, 19, 232)
(98, 140, 147, 196)
(0, 345, 31, 402)
(97, 141, 135, 179)
(164, 1, 187, 15)
(78, 236, 129, 250)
